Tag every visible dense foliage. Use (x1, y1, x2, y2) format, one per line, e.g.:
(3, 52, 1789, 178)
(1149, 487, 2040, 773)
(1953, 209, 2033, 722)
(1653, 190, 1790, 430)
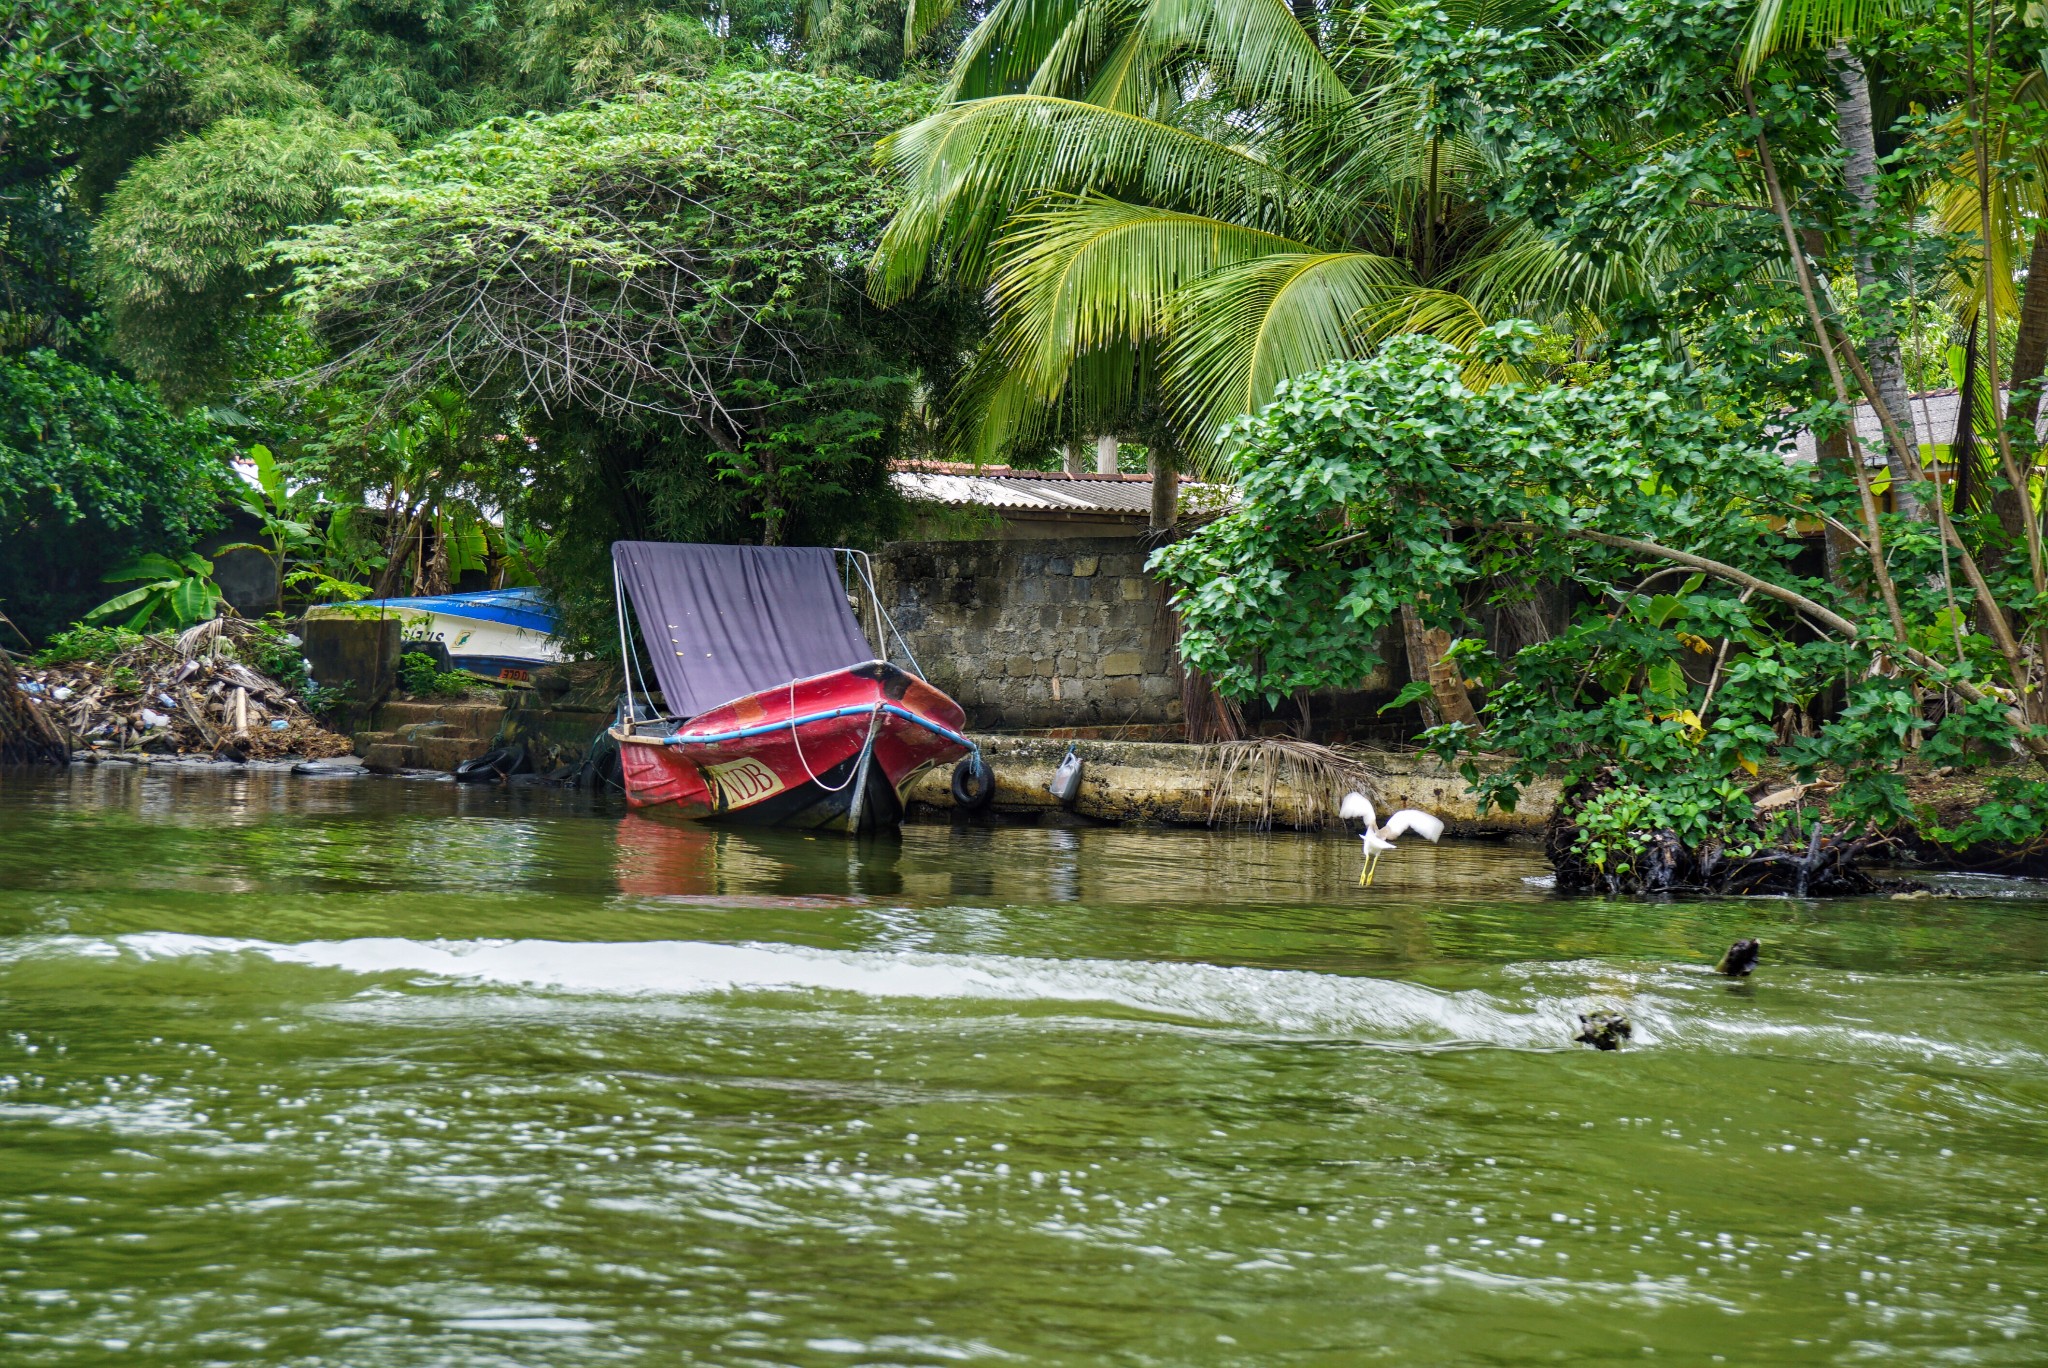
(1157, 324, 2048, 875)
(0, 349, 232, 640)
(2, 0, 973, 654)
(281, 73, 950, 547)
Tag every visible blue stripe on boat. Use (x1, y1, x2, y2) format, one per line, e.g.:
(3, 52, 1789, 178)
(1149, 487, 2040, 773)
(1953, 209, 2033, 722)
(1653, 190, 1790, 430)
(326, 588, 557, 635)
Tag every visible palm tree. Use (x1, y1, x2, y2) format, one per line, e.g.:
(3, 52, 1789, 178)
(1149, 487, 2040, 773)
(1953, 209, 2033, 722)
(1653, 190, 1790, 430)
(1739, 0, 1928, 519)
(870, 0, 1648, 472)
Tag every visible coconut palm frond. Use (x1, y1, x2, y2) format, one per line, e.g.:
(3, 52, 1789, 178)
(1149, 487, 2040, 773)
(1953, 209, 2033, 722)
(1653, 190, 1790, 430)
(987, 196, 1321, 390)
(1139, 0, 1348, 111)
(944, 0, 1100, 101)
(1447, 222, 1658, 323)
(1738, 0, 1902, 77)
(1204, 736, 1383, 829)
(944, 336, 1152, 460)
(871, 96, 1342, 301)
(1163, 249, 1415, 460)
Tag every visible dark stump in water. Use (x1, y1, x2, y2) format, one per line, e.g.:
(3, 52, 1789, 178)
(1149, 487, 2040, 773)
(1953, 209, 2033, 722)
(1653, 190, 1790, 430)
(1715, 938, 1761, 976)
(1573, 1011, 1632, 1050)
(1545, 775, 1910, 897)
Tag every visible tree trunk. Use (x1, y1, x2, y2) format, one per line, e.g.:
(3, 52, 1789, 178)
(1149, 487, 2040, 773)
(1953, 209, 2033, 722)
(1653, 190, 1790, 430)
(1996, 220, 2048, 541)
(1400, 602, 1478, 729)
(1148, 446, 1178, 530)
(1095, 434, 1119, 474)
(373, 502, 430, 600)
(1953, 320, 1984, 515)
(1062, 441, 1085, 475)
(1833, 47, 1925, 521)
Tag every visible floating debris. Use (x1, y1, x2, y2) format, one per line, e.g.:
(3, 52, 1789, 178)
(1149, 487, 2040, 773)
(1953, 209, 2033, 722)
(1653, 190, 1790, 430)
(1573, 1011, 1632, 1051)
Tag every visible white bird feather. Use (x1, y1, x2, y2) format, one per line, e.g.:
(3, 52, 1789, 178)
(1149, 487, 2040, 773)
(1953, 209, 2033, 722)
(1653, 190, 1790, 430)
(1379, 809, 1444, 844)
(1339, 791, 1443, 884)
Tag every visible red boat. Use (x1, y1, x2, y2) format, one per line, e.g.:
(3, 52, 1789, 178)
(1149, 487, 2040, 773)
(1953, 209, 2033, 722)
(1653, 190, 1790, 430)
(609, 541, 976, 832)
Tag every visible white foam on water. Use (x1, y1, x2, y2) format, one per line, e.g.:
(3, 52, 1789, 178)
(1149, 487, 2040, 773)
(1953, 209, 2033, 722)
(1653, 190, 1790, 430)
(10, 931, 1582, 1047)
(6, 932, 2031, 1064)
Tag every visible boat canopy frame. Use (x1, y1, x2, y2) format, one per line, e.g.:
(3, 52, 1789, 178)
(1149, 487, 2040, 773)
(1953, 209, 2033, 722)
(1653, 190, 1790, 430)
(613, 546, 925, 726)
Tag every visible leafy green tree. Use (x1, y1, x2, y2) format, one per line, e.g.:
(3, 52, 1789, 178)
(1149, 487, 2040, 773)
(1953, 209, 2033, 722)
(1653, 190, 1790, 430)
(1156, 324, 2048, 880)
(279, 71, 965, 553)
(1, 0, 215, 355)
(0, 0, 212, 152)
(870, 0, 1645, 465)
(0, 348, 232, 641)
(90, 105, 391, 399)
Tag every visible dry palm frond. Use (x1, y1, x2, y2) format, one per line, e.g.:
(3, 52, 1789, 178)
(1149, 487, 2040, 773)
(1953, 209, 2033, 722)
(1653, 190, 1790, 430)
(1, 648, 73, 765)
(174, 617, 232, 660)
(1204, 736, 1382, 830)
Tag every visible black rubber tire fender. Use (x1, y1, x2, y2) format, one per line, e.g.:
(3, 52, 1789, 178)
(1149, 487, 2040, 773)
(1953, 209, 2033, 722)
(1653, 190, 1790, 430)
(950, 753, 996, 810)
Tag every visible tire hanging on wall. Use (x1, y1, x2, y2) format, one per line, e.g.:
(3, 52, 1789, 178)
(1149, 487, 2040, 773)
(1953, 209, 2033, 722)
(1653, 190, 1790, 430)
(950, 753, 995, 810)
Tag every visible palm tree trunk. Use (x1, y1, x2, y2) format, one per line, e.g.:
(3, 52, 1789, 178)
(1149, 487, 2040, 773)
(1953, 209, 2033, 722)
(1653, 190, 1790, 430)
(1094, 434, 1118, 474)
(1062, 440, 1085, 475)
(1833, 47, 1924, 521)
(1399, 602, 1478, 729)
(1148, 446, 1178, 529)
(1953, 320, 1984, 514)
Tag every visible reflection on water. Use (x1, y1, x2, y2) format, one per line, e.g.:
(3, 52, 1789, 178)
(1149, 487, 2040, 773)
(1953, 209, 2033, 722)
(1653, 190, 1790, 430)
(2, 766, 2047, 1365)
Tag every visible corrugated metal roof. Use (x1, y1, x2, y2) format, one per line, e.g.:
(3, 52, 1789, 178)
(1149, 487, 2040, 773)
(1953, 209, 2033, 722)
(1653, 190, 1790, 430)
(1787, 387, 2044, 465)
(892, 467, 1164, 515)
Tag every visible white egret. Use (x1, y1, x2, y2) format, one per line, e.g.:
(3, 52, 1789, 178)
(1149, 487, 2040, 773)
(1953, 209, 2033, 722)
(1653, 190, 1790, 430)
(1339, 792, 1445, 885)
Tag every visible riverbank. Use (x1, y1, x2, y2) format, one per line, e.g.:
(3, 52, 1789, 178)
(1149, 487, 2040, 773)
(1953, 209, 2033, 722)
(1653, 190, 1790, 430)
(48, 704, 2048, 871)
(902, 736, 1554, 834)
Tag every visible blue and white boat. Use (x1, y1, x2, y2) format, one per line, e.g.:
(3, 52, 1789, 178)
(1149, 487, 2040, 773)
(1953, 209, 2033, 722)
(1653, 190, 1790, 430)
(309, 588, 564, 682)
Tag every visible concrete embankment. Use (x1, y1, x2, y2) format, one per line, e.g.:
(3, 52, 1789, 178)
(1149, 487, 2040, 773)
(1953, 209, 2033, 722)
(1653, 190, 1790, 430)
(341, 705, 1551, 832)
(904, 736, 1554, 834)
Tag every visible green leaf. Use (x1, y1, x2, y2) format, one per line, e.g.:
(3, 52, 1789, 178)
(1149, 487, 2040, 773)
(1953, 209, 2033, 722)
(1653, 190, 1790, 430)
(1378, 678, 1436, 714)
(84, 586, 156, 621)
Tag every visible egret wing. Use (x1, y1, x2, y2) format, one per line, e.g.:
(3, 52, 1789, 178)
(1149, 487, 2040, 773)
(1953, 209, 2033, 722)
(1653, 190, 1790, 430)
(1380, 809, 1444, 843)
(1339, 791, 1376, 824)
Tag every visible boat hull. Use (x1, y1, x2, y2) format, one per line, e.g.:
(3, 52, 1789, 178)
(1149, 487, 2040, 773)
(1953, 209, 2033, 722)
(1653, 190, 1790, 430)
(614, 662, 970, 832)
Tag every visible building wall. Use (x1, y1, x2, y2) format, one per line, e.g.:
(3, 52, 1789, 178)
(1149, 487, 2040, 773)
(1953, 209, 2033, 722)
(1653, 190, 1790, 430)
(873, 538, 1183, 730)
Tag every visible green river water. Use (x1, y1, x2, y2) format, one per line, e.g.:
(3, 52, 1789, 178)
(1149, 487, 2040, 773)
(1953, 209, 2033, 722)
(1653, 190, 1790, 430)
(2, 766, 2046, 1365)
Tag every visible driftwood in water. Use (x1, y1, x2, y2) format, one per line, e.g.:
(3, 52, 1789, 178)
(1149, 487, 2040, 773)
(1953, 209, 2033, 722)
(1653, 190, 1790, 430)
(1545, 775, 1904, 896)
(1, 648, 71, 765)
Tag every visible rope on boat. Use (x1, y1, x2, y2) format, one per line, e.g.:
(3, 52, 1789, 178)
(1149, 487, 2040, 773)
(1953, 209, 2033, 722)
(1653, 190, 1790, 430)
(787, 678, 862, 792)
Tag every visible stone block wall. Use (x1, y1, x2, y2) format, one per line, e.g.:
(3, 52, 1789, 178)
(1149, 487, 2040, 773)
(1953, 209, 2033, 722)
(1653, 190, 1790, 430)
(871, 539, 1182, 730)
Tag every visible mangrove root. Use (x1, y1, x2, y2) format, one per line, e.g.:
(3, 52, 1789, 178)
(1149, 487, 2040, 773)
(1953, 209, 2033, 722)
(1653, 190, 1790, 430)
(1545, 775, 1912, 897)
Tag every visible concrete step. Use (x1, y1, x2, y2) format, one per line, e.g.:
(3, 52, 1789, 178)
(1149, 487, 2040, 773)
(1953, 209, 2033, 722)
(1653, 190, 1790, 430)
(352, 730, 399, 759)
(412, 735, 491, 772)
(361, 742, 420, 774)
(370, 701, 508, 744)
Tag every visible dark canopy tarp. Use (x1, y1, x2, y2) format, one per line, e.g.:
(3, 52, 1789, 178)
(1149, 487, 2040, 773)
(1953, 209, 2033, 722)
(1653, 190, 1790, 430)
(613, 541, 874, 718)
